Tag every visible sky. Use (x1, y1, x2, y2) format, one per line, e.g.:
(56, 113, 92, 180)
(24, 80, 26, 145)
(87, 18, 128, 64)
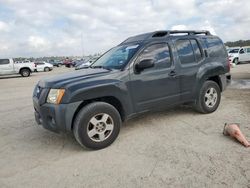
(0, 0, 249, 58)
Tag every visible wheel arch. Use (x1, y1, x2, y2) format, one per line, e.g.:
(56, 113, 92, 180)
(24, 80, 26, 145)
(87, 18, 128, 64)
(206, 75, 222, 91)
(19, 67, 31, 74)
(71, 96, 126, 131)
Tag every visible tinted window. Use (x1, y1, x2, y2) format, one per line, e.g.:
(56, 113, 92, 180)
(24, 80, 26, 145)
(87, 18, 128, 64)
(36, 62, 45, 65)
(0, 59, 9, 65)
(175, 40, 195, 64)
(205, 38, 227, 57)
(190, 39, 202, 62)
(139, 43, 171, 69)
(229, 49, 239, 53)
(247, 48, 250, 53)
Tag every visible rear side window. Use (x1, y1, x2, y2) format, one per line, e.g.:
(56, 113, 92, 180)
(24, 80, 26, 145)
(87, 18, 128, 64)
(190, 39, 202, 62)
(205, 38, 227, 57)
(247, 48, 250, 53)
(175, 40, 195, 64)
(0, 59, 9, 65)
(139, 43, 172, 69)
(37, 62, 45, 65)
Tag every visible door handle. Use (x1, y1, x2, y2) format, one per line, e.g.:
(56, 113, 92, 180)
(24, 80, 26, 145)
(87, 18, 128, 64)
(169, 71, 177, 77)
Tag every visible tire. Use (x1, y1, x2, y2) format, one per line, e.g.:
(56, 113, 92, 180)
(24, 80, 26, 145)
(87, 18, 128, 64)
(73, 102, 121, 150)
(20, 69, 31, 77)
(194, 81, 221, 114)
(234, 58, 239, 65)
(44, 67, 50, 72)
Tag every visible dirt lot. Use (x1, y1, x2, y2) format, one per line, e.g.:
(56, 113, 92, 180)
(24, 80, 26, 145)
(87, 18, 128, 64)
(0, 65, 250, 188)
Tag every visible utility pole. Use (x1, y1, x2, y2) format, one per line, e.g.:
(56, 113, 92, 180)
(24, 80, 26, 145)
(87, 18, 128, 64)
(81, 32, 84, 57)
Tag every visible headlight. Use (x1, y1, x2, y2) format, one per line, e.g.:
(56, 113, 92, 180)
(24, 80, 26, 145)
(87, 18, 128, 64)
(47, 89, 65, 104)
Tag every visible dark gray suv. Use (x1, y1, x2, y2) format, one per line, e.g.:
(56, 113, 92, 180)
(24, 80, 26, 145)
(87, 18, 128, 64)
(33, 30, 231, 149)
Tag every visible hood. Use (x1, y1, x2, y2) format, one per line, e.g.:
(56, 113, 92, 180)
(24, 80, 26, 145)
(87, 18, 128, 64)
(38, 68, 117, 88)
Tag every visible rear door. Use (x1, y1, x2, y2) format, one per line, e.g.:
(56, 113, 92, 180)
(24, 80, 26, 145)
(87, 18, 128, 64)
(239, 48, 250, 62)
(239, 48, 247, 62)
(0, 59, 14, 75)
(174, 38, 205, 102)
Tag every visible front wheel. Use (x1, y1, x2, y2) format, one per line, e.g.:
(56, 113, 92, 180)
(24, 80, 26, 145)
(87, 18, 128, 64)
(73, 102, 121, 150)
(234, 58, 239, 65)
(194, 81, 221, 114)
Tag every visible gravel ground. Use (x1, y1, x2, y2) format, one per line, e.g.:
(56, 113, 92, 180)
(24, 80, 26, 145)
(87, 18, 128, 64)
(0, 65, 250, 188)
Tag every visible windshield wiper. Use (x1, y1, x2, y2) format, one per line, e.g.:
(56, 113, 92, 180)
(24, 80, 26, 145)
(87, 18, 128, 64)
(90, 66, 112, 71)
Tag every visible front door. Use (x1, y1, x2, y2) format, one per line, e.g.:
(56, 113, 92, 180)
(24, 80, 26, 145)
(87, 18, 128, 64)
(0, 59, 13, 75)
(129, 42, 180, 112)
(239, 48, 250, 62)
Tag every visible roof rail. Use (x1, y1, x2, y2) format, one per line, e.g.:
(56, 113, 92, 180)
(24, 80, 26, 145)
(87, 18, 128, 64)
(152, 30, 211, 37)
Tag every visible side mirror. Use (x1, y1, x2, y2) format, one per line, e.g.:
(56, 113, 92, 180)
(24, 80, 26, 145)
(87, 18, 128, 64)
(135, 59, 154, 72)
(239, 50, 245, 54)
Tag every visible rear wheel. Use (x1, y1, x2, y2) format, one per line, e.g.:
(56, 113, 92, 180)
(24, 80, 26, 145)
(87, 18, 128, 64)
(194, 81, 221, 113)
(44, 67, 50, 72)
(73, 102, 121, 150)
(20, 69, 31, 77)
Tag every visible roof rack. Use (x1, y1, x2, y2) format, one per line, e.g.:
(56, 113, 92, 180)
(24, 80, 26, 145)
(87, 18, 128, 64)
(120, 30, 212, 45)
(152, 30, 211, 37)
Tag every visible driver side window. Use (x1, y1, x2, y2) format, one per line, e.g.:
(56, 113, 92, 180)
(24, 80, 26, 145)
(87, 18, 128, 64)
(138, 43, 172, 70)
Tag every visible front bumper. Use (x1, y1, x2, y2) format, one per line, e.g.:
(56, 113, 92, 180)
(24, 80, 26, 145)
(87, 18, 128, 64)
(33, 96, 81, 133)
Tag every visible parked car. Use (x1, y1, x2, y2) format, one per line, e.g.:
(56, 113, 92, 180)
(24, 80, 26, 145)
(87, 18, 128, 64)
(48, 60, 63, 67)
(33, 30, 231, 150)
(34, 61, 53, 72)
(0, 58, 35, 77)
(228, 47, 250, 65)
(63, 58, 74, 68)
(75, 57, 100, 70)
(75, 61, 92, 70)
(73, 59, 85, 67)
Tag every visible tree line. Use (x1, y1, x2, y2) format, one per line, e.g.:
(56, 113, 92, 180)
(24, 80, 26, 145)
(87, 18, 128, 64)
(225, 40, 250, 47)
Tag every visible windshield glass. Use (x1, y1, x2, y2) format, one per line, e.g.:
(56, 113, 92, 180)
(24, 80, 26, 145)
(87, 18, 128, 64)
(91, 44, 140, 70)
(228, 49, 239, 53)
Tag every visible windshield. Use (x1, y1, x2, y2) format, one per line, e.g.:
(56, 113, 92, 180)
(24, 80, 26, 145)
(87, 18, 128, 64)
(228, 49, 239, 53)
(91, 44, 140, 70)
